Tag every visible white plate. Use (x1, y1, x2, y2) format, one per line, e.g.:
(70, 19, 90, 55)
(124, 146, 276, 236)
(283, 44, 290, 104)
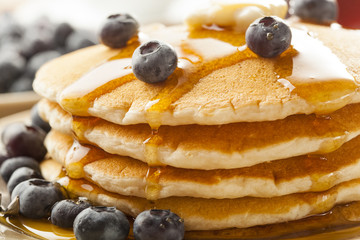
(0, 92, 40, 118)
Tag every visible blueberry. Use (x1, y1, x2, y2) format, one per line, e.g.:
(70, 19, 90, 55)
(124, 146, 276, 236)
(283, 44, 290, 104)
(0, 50, 26, 92)
(133, 209, 184, 240)
(26, 50, 61, 78)
(11, 179, 66, 218)
(132, 40, 178, 83)
(65, 31, 96, 53)
(7, 167, 43, 194)
(51, 198, 91, 228)
(100, 14, 139, 49)
(73, 206, 130, 240)
(245, 16, 292, 58)
(8, 76, 33, 92)
(54, 22, 74, 47)
(20, 36, 54, 60)
(0, 13, 23, 41)
(30, 103, 51, 133)
(292, 0, 338, 24)
(0, 152, 9, 167)
(0, 156, 40, 183)
(1, 122, 47, 161)
(20, 24, 56, 60)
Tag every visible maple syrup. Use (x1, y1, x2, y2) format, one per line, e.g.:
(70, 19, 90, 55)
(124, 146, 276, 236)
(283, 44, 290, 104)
(15, 17, 360, 240)
(0, 216, 75, 240)
(58, 24, 356, 128)
(56, 24, 358, 174)
(144, 167, 162, 201)
(64, 140, 111, 179)
(4, 184, 360, 240)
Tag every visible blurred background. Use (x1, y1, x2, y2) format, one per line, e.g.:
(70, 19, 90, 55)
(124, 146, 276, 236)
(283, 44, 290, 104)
(0, 0, 359, 117)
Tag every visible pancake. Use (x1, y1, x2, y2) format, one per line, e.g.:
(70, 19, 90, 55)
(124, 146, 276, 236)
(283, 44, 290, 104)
(36, 159, 360, 238)
(44, 130, 360, 199)
(39, 99, 360, 169)
(39, 158, 360, 231)
(32, 3, 360, 236)
(33, 23, 360, 127)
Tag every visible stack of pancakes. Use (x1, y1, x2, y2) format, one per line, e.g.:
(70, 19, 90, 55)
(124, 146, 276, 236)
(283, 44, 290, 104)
(33, 19, 360, 237)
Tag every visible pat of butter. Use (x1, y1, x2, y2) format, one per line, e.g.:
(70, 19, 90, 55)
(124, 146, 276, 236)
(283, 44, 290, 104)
(186, 0, 288, 32)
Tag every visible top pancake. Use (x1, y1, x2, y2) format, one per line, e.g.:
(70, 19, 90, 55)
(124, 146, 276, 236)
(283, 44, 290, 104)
(33, 23, 360, 126)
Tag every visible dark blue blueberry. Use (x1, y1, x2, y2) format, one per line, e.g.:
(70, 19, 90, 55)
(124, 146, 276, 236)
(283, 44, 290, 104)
(0, 13, 23, 41)
(19, 21, 56, 60)
(0, 152, 9, 167)
(1, 122, 47, 161)
(0, 156, 40, 183)
(245, 16, 292, 58)
(54, 22, 74, 47)
(132, 40, 178, 83)
(73, 206, 130, 240)
(20, 36, 55, 60)
(51, 198, 91, 228)
(100, 14, 139, 48)
(0, 50, 26, 92)
(7, 167, 43, 194)
(30, 103, 51, 133)
(133, 209, 184, 240)
(11, 178, 66, 218)
(292, 0, 338, 24)
(65, 31, 96, 53)
(26, 50, 61, 78)
(8, 76, 33, 92)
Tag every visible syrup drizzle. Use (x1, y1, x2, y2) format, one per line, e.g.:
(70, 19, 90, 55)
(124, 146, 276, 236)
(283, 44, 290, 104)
(275, 29, 357, 115)
(59, 40, 140, 116)
(64, 140, 111, 179)
(58, 23, 357, 202)
(59, 24, 357, 127)
(144, 167, 162, 201)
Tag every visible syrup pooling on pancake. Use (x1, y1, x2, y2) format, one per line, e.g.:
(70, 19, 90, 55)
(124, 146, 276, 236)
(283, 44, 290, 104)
(64, 140, 112, 179)
(59, 40, 140, 116)
(57, 23, 358, 177)
(275, 28, 357, 114)
(58, 24, 357, 127)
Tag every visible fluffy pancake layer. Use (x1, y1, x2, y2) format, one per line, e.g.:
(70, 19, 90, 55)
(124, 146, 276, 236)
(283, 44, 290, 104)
(33, 23, 360, 126)
(33, 14, 360, 236)
(39, 158, 360, 231)
(45, 130, 360, 199)
(40, 99, 360, 169)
